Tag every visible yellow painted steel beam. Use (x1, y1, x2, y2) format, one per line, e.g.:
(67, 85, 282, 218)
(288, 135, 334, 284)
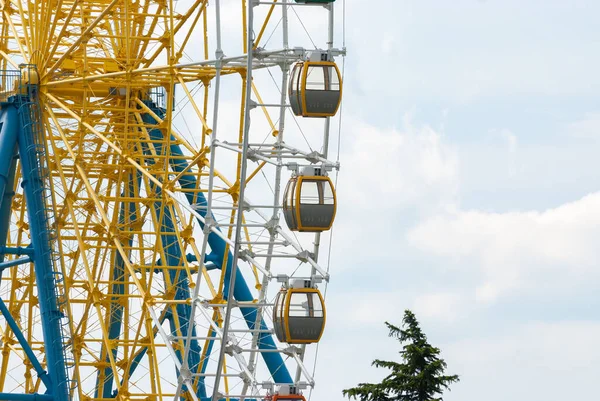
(45, 0, 121, 78)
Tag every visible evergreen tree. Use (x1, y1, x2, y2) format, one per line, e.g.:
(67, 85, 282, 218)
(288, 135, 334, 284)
(343, 310, 459, 401)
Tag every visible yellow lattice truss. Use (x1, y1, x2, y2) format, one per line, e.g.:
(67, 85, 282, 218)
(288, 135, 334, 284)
(0, 0, 295, 399)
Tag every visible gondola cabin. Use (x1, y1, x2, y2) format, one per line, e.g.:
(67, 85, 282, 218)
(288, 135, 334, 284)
(283, 167, 336, 232)
(289, 52, 342, 118)
(273, 281, 326, 344)
(267, 386, 306, 401)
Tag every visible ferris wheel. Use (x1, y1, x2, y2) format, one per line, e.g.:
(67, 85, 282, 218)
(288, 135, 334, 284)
(0, 0, 345, 400)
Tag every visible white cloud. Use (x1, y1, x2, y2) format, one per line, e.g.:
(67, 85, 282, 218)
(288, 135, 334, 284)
(504, 131, 518, 177)
(337, 114, 459, 212)
(408, 192, 600, 302)
(486, 128, 519, 178)
(445, 321, 600, 401)
(567, 112, 600, 139)
(413, 292, 464, 323)
(327, 115, 459, 273)
(345, 1, 600, 110)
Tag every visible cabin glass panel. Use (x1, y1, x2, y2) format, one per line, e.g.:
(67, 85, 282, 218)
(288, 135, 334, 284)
(309, 292, 324, 316)
(291, 64, 301, 92)
(321, 180, 335, 205)
(299, 180, 320, 204)
(327, 66, 340, 90)
(273, 291, 287, 342)
(283, 179, 298, 230)
(305, 66, 326, 90)
(288, 292, 324, 318)
(288, 293, 313, 317)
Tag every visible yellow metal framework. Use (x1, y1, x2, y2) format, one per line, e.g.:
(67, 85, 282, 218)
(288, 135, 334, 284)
(0, 0, 342, 400)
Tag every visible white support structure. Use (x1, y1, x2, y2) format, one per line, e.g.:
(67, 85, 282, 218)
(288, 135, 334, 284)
(174, 1, 344, 400)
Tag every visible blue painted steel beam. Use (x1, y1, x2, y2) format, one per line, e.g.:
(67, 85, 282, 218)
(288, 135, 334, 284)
(0, 256, 32, 271)
(96, 170, 142, 398)
(141, 117, 205, 398)
(0, 246, 34, 255)
(0, 110, 19, 282)
(0, 393, 54, 401)
(0, 298, 52, 388)
(152, 187, 205, 397)
(0, 108, 18, 203)
(15, 97, 69, 400)
(0, 121, 17, 279)
(141, 101, 292, 384)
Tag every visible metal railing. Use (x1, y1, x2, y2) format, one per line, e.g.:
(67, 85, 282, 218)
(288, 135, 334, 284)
(0, 69, 22, 103)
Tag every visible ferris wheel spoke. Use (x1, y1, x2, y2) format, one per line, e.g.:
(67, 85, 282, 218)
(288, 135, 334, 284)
(44, 0, 120, 79)
(141, 0, 208, 69)
(0, 3, 27, 61)
(0, 50, 18, 69)
(39, 0, 66, 63)
(40, 0, 79, 71)
(13, 0, 32, 58)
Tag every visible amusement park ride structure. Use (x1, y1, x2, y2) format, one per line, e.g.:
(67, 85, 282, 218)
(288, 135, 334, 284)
(0, 0, 346, 401)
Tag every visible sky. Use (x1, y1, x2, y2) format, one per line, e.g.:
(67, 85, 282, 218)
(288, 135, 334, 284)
(312, 1, 600, 401)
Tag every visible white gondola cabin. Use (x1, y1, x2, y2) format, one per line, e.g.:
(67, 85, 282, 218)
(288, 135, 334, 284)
(289, 52, 342, 118)
(283, 167, 336, 232)
(273, 281, 326, 344)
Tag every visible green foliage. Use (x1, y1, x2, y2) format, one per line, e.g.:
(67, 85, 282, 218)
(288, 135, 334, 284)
(342, 310, 459, 401)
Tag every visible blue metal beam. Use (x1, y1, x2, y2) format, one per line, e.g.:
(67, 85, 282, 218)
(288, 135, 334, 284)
(141, 117, 205, 399)
(0, 256, 32, 271)
(0, 298, 52, 388)
(0, 107, 18, 203)
(0, 247, 34, 255)
(0, 393, 54, 401)
(152, 187, 205, 397)
(15, 95, 69, 400)
(0, 120, 18, 280)
(96, 170, 142, 398)
(141, 101, 292, 384)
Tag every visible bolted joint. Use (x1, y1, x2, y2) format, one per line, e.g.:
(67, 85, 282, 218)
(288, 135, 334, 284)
(260, 382, 274, 390)
(241, 199, 252, 212)
(224, 343, 243, 356)
(203, 215, 215, 234)
(247, 148, 259, 162)
(198, 298, 210, 309)
(178, 366, 192, 383)
(305, 151, 323, 164)
(282, 345, 301, 357)
(239, 248, 255, 262)
(264, 217, 280, 236)
(241, 374, 256, 386)
(254, 47, 266, 59)
(295, 250, 315, 263)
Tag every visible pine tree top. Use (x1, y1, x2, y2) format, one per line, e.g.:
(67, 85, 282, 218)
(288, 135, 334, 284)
(343, 310, 459, 401)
